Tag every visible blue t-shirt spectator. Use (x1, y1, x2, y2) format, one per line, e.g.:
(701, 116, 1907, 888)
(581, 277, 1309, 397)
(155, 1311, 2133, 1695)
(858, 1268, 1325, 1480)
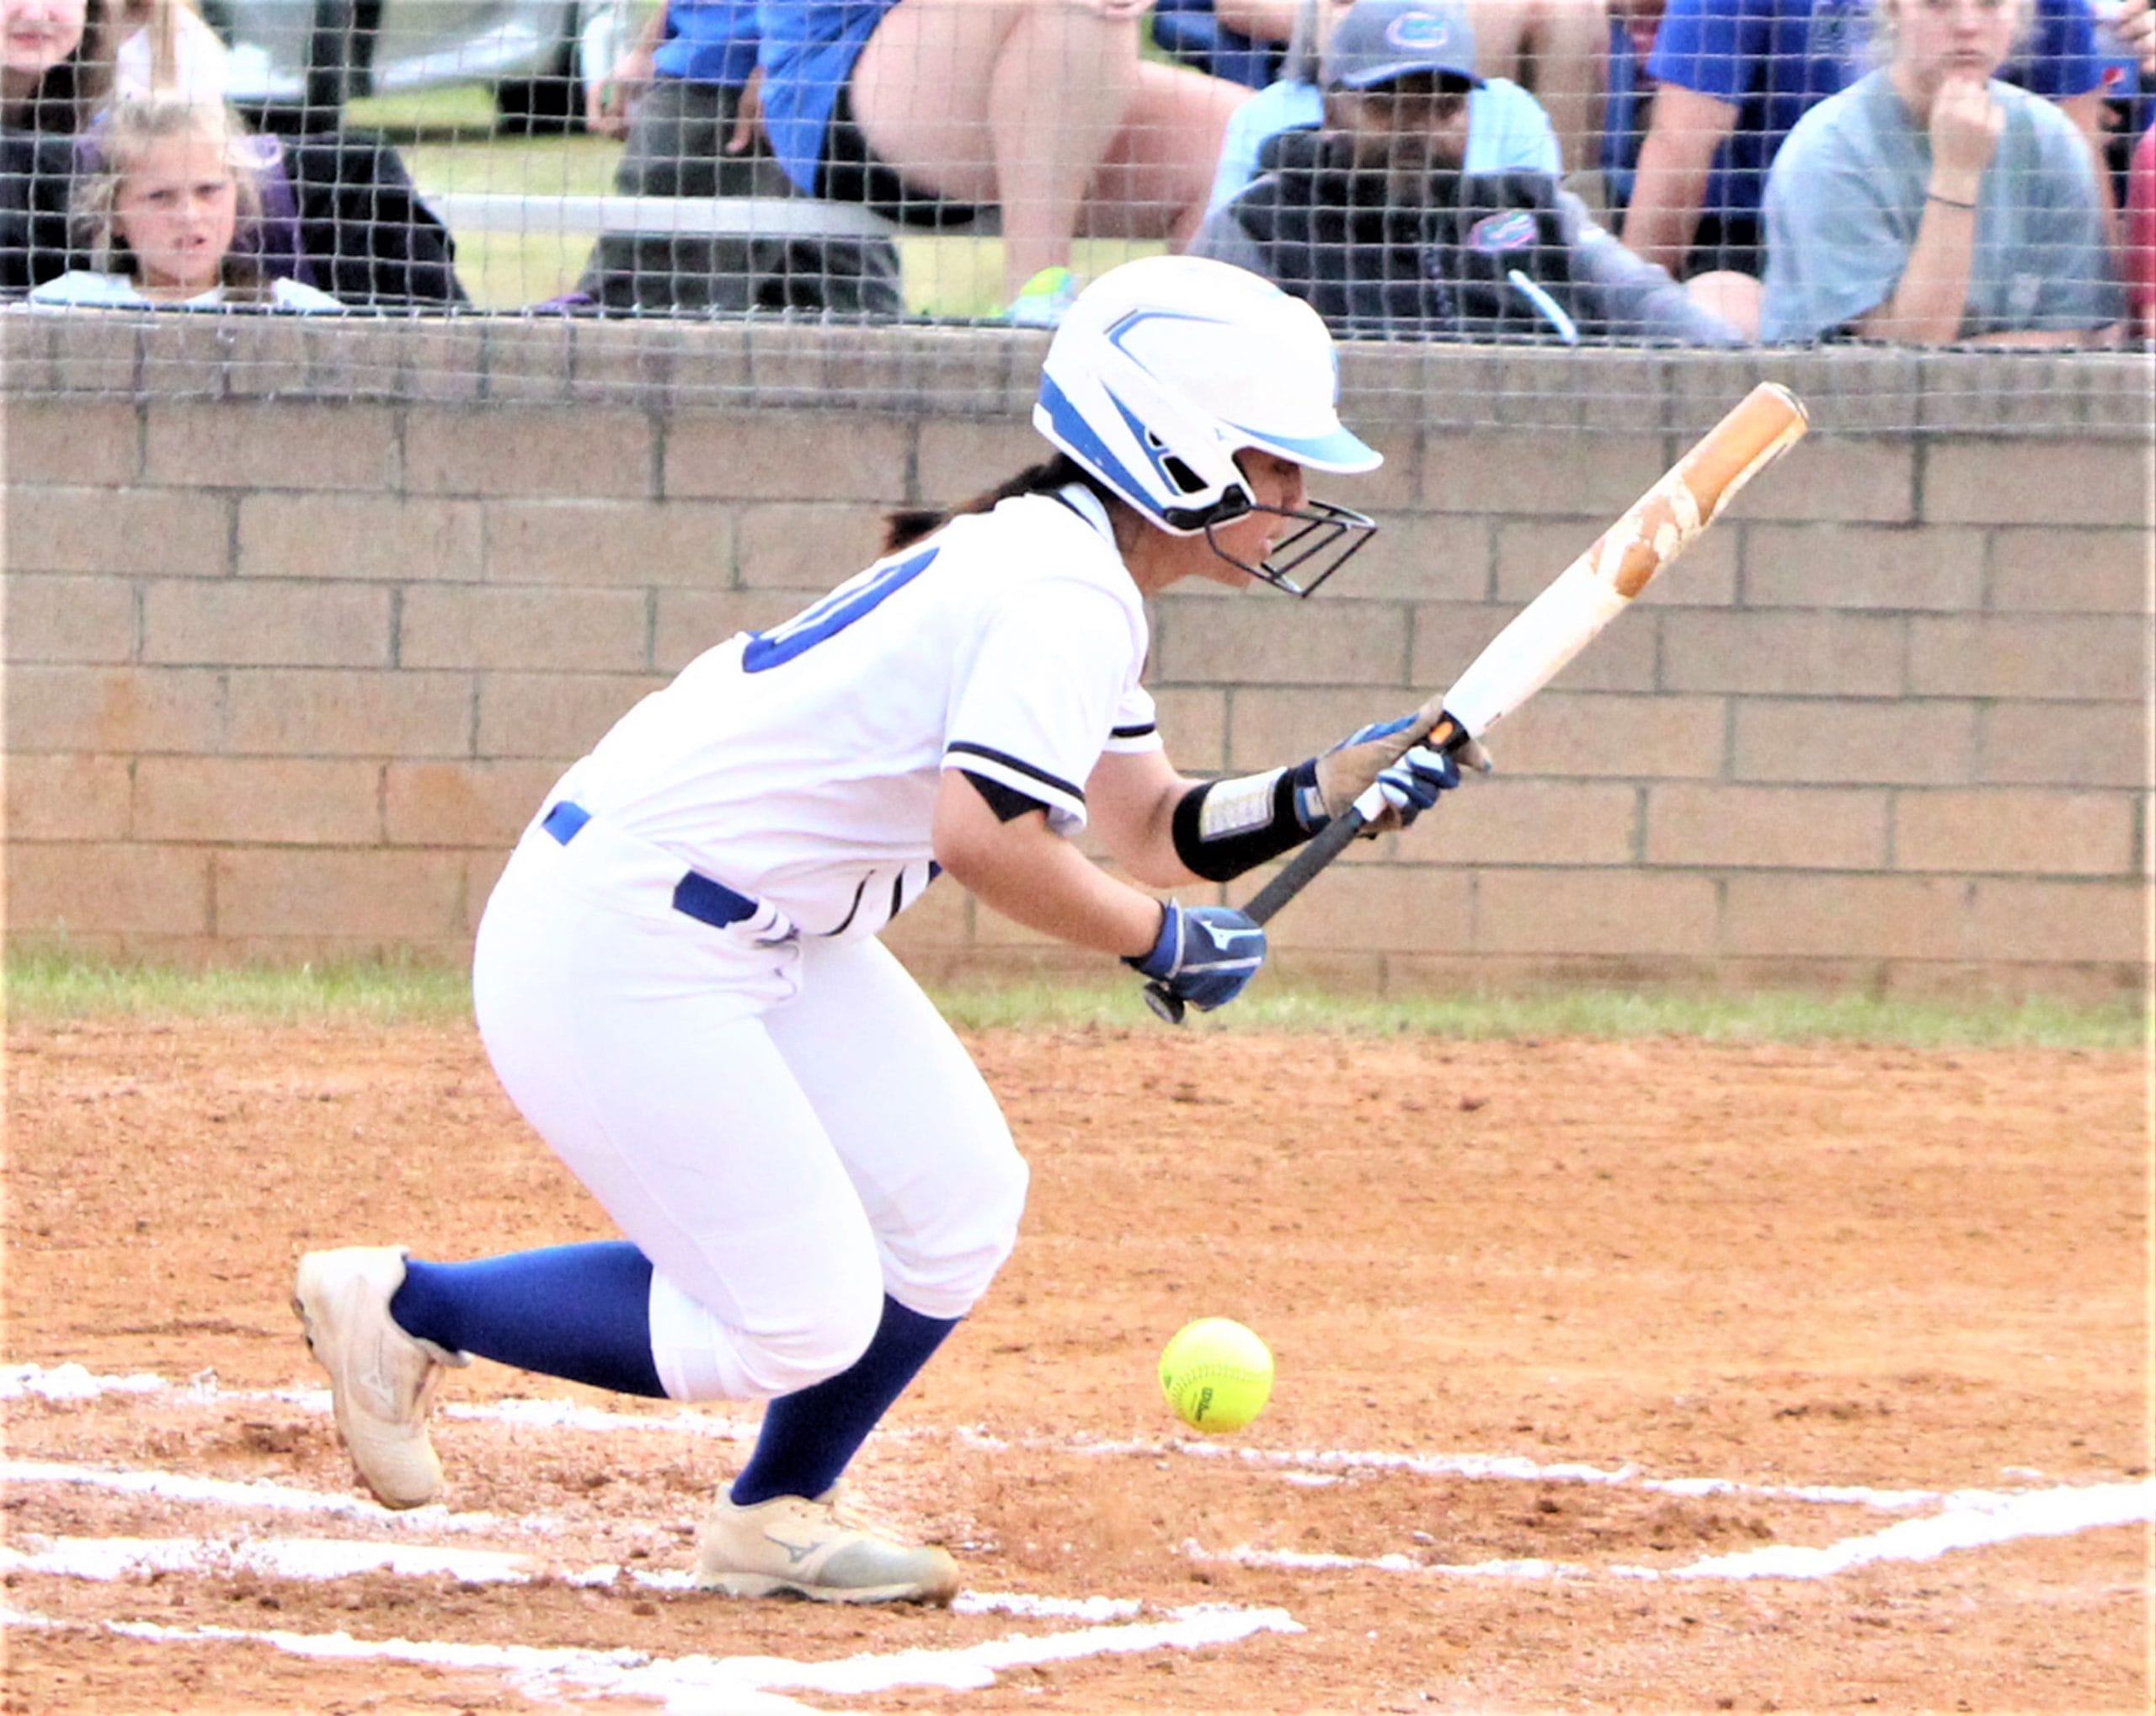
(1209, 75, 1563, 212)
(755, 0, 897, 196)
(1647, 0, 2103, 236)
(653, 0, 761, 87)
(1152, 0, 1287, 88)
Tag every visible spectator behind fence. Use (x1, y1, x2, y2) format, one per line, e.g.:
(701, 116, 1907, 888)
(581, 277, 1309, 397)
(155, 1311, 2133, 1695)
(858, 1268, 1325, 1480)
(2126, 116, 2153, 332)
(1622, 0, 2109, 335)
(1189, 3, 1741, 341)
(1759, 0, 2121, 344)
(1150, 0, 1315, 88)
(1209, 0, 1562, 214)
(0, 0, 462, 304)
(2, 0, 109, 290)
(29, 93, 342, 306)
(752, 0, 1247, 323)
(577, 0, 902, 314)
(112, 0, 221, 98)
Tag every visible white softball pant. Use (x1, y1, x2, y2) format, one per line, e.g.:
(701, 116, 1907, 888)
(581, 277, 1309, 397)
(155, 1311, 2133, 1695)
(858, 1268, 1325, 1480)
(470, 812, 1029, 1404)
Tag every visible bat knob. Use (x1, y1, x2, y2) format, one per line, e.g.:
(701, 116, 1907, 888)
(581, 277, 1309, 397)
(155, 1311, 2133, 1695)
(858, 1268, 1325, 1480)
(1143, 983, 1187, 1026)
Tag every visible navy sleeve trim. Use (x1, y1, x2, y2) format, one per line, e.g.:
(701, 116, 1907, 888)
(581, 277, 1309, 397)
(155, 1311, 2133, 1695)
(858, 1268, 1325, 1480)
(961, 770, 1051, 823)
(1111, 722, 1156, 740)
(945, 741, 1085, 804)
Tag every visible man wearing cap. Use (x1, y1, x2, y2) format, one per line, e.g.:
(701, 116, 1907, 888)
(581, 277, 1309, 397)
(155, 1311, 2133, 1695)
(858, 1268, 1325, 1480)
(1189, 0, 1741, 343)
(1206, 0, 1563, 213)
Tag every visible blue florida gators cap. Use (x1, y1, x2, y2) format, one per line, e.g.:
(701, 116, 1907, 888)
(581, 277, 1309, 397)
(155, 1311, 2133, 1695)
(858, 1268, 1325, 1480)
(1321, 0, 1484, 90)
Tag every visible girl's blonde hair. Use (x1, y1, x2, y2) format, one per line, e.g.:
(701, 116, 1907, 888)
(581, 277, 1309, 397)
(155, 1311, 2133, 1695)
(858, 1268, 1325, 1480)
(72, 93, 270, 300)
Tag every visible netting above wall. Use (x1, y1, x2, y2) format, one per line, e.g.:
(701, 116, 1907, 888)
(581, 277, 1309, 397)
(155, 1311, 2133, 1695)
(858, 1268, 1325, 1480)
(2, 0, 2152, 430)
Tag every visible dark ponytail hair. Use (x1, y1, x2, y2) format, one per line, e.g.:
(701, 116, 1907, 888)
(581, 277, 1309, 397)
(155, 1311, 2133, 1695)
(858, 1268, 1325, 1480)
(883, 453, 1114, 554)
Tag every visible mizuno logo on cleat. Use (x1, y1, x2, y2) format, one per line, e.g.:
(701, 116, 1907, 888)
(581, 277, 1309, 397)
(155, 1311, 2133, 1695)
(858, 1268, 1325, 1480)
(765, 1533, 821, 1565)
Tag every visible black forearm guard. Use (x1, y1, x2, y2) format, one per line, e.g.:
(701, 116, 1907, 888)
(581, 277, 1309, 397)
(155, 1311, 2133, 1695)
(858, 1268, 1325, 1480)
(1170, 758, 1327, 882)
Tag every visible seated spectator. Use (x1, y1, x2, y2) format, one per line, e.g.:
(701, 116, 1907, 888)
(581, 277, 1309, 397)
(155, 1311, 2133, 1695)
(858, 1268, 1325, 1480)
(1210, 0, 1562, 214)
(1759, 0, 2121, 344)
(1622, 0, 2110, 333)
(1150, 0, 1313, 88)
(752, 0, 1247, 322)
(1189, 9, 1741, 342)
(2119, 118, 2152, 333)
(30, 93, 342, 306)
(577, 0, 902, 315)
(2, 0, 109, 290)
(113, 0, 222, 99)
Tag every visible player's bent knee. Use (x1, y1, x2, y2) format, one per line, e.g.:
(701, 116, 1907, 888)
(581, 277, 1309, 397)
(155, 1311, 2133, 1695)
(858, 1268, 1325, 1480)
(647, 1266, 885, 1402)
(883, 1145, 1030, 1318)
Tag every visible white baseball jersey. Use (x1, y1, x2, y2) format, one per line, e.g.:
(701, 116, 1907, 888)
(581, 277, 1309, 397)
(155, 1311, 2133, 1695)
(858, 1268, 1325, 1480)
(547, 484, 1163, 941)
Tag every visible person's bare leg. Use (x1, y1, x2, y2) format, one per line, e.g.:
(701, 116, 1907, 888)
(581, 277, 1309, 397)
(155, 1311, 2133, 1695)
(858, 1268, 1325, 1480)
(1526, 0, 1609, 181)
(1075, 59, 1247, 249)
(851, 0, 1141, 297)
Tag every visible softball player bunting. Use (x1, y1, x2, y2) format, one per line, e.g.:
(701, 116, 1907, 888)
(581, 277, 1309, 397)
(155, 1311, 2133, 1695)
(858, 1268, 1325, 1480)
(296, 256, 1466, 1605)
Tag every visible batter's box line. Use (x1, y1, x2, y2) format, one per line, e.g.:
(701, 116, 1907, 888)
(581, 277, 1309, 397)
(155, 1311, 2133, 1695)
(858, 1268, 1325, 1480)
(0, 1594, 1303, 1713)
(1183, 1477, 2155, 1585)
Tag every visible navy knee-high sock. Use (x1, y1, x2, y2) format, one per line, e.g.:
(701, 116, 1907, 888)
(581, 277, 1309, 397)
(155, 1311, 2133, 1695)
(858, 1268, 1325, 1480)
(391, 1241, 666, 1399)
(729, 1295, 958, 1507)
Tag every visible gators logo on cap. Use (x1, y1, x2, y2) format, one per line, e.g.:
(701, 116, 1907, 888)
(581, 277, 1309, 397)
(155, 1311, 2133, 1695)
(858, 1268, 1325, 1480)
(1468, 211, 1539, 254)
(1386, 13, 1454, 49)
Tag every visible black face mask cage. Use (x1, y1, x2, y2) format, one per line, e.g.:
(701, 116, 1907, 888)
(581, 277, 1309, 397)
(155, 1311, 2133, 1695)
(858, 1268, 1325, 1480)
(1201, 498, 1380, 597)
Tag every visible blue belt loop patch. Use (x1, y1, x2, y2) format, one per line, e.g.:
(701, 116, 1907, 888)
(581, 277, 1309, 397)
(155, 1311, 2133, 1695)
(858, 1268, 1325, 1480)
(672, 871, 758, 930)
(542, 801, 592, 845)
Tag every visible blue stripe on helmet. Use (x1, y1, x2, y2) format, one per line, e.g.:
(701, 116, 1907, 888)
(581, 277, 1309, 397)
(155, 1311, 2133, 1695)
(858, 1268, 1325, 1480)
(1038, 372, 1160, 520)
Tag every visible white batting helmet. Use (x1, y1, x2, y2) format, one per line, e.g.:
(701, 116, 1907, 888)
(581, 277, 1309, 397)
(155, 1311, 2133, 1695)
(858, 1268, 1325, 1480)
(1033, 257, 1382, 593)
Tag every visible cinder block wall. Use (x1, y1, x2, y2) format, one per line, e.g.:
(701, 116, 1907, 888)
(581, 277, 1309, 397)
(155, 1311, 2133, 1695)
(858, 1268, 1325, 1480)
(3, 320, 2148, 998)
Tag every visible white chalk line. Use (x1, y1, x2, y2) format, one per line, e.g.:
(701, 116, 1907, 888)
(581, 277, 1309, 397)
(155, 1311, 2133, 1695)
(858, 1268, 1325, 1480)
(1, 1362, 1952, 1511)
(0, 1599, 1303, 1715)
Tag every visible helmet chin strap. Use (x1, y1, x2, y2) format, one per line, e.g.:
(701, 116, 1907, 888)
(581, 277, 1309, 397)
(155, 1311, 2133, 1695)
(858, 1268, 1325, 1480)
(1203, 499, 1380, 597)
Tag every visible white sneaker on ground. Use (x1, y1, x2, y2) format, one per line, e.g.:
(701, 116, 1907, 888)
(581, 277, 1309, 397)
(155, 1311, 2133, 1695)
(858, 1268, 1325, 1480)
(292, 1245, 468, 1510)
(696, 1487, 962, 1605)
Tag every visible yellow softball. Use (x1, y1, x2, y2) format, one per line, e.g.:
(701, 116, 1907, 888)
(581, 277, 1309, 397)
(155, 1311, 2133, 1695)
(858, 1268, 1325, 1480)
(1158, 1317, 1273, 1433)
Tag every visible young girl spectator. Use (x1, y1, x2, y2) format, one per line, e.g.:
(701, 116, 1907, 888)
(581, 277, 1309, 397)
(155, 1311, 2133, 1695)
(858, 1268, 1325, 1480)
(30, 93, 339, 306)
(753, 0, 1249, 322)
(1759, 0, 2121, 343)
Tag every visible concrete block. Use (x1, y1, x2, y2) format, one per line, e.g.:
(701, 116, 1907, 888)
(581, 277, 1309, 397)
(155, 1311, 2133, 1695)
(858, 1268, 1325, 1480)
(737, 504, 890, 590)
(1645, 783, 1890, 869)
(215, 848, 467, 938)
(9, 485, 231, 577)
(1412, 599, 1657, 694)
(1154, 593, 1411, 685)
(1224, 685, 1416, 770)
(1976, 702, 2146, 788)
(1658, 610, 1906, 695)
(480, 319, 575, 407)
(134, 756, 383, 844)
(407, 407, 654, 499)
(1742, 521, 1984, 610)
(1255, 861, 1476, 954)
(1352, 514, 1490, 601)
(1894, 788, 2134, 877)
(1415, 780, 1637, 865)
(1149, 685, 1229, 770)
(4, 574, 136, 663)
(399, 321, 491, 405)
(486, 498, 737, 587)
(1908, 615, 2145, 701)
(224, 669, 475, 759)
(1988, 528, 2151, 614)
(384, 759, 562, 846)
(143, 581, 392, 668)
(666, 412, 909, 503)
(1729, 435, 1916, 524)
(654, 589, 804, 673)
(1730, 699, 1978, 786)
(143, 402, 398, 492)
(1475, 867, 1719, 955)
(219, 317, 312, 400)
(5, 752, 131, 839)
(1964, 877, 2147, 964)
(915, 419, 1043, 507)
(400, 585, 651, 673)
(1496, 517, 1737, 606)
(3, 399, 138, 485)
(10, 841, 212, 935)
(1420, 432, 1669, 519)
(237, 493, 483, 582)
(1924, 440, 2151, 528)
(3, 665, 226, 754)
(1, 314, 56, 393)
(1721, 875, 1965, 960)
(49, 311, 141, 393)
(1492, 691, 1727, 779)
(476, 671, 659, 758)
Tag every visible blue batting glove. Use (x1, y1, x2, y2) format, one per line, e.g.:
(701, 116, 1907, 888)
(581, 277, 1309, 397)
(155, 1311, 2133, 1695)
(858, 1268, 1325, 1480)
(1126, 902, 1267, 1012)
(1374, 743, 1461, 828)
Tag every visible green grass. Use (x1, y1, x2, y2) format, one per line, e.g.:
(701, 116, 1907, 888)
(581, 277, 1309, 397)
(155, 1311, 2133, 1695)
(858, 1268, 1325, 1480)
(4, 951, 2143, 1049)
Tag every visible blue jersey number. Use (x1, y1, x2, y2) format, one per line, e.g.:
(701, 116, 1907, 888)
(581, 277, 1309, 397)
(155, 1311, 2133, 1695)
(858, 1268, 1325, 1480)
(743, 546, 941, 673)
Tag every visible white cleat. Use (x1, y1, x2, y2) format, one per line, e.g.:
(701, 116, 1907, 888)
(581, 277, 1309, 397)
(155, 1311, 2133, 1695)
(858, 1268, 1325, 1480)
(696, 1487, 961, 1606)
(292, 1245, 468, 1510)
